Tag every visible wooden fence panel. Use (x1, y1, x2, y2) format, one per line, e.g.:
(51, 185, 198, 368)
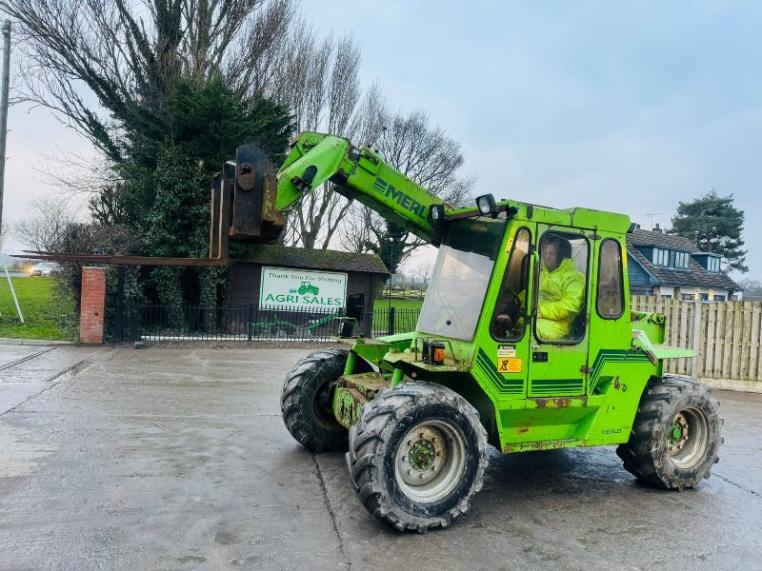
(631, 296, 762, 383)
(722, 303, 735, 379)
(670, 299, 681, 374)
(740, 302, 751, 380)
(751, 304, 761, 382)
(704, 303, 716, 378)
(714, 303, 726, 379)
(678, 302, 687, 375)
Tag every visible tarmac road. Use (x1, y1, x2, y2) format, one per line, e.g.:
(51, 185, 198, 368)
(0, 345, 760, 570)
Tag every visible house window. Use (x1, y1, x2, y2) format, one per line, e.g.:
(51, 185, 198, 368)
(652, 248, 669, 266)
(713, 294, 726, 302)
(682, 293, 695, 301)
(707, 256, 721, 272)
(700, 293, 709, 301)
(673, 251, 689, 269)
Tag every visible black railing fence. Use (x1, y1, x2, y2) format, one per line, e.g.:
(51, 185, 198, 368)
(369, 306, 421, 337)
(108, 304, 422, 342)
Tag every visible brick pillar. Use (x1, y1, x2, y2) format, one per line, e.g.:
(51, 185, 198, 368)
(79, 267, 107, 344)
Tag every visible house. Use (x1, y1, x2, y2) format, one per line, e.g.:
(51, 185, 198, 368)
(626, 225, 740, 301)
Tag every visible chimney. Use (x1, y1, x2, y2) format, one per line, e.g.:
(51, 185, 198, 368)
(653, 223, 662, 233)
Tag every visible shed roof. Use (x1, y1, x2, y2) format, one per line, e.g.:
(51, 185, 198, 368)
(234, 245, 389, 274)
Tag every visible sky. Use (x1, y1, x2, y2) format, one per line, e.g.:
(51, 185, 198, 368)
(1, 1, 761, 280)
(309, 0, 762, 280)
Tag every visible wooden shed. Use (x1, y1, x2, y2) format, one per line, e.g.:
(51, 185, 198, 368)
(230, 245, 389, 337)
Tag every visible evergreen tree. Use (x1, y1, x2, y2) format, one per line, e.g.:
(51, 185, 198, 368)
(671, 191, 747, 273)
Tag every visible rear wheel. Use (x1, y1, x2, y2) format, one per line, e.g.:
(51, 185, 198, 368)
(347, 382, 488, 532)
(281, 349, 349, 452)
(617, 376, 723, 489)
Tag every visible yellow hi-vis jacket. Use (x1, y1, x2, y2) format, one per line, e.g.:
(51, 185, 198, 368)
(536, 258, 585, 340)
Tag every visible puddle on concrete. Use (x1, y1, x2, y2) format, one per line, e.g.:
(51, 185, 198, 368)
(0, 423, 57, 478)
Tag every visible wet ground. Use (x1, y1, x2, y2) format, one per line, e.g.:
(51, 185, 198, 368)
(0, 344, 760, 570)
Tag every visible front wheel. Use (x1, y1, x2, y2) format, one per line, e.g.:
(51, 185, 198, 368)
(281, 349, 349, 452)
(347, 382, 488, 532)
(617, 376, 723, 490)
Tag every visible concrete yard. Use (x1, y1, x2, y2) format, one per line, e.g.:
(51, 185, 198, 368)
(0, 344, 761, 570)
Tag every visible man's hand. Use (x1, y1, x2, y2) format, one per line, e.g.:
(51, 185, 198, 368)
(495, 313, 513, 331)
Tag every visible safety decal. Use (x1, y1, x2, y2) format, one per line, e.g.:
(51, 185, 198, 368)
(497, 345, 522, 373)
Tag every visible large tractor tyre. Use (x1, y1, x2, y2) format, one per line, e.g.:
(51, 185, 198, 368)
(616, 376, 723, 490)
(281, 348, 349, 452)
(347, 382, 488, 532)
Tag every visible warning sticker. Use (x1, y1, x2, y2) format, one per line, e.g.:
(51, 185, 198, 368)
(497, 345, 516, 358)
(497, 357, 522, 374)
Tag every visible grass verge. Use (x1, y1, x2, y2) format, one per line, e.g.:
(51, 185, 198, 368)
(0, 276, 76, 340)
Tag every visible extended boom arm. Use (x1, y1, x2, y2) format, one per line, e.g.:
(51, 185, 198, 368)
(276, 132, 449, 245)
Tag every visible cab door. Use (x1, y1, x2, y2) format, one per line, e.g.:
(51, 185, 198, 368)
(480, 224, 535, 401)
(527, 226, 591, 397)
(586, 235, 631, 395)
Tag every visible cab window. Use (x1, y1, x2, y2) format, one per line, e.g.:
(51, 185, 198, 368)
(535, 231, 588, 343)
(491, 228, 531, 340)
(597, 239, 624, 318)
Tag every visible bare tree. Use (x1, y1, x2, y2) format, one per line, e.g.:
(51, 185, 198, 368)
(13, 197, 77, 251)
(3, 0, 373, 251)
(341, 109, 473, 271)
(274, 25, 374, 249)
(4, 0, 472, 261)
(1, 0, 295, 162)
(414, 263, 432, 288)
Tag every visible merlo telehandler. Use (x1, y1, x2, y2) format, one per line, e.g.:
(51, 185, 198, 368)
(276, 132, 723, 532)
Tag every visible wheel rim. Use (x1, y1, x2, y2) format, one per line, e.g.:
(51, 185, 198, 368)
(668, 407, 709, 469)
(394, 419, 466, 504)
(312, 381, 338, 429)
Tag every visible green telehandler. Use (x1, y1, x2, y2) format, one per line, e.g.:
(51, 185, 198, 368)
(276, 132, 723, 532)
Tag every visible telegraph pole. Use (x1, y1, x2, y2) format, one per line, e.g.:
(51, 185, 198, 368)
(0, 20, 23, 323)
(0, 20, 10, 236)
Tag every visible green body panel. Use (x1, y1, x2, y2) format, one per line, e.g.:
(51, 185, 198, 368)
(276, 131, 693, 455)
(333, 372, 388, 428)
(277, 132, 447, 245)
(652, 345, 695, 360)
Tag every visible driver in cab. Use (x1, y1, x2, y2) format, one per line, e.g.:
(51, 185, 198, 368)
(536, 236, 585, 341)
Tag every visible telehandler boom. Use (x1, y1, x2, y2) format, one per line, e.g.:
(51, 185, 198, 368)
(276, 131, 451, 244)
(276, 131, 723, 532)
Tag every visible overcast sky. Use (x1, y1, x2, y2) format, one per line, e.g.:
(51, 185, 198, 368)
(311, 0, 762, 280)
(1, 1, 760, 280)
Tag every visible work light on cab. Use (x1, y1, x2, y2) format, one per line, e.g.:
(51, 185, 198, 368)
(476, 193, 498, 217)
(429, 203, 445, 222)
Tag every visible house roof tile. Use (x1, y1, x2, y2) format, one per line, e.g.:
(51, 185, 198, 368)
(626, 235, 739, 292)
(628, 227, 699, 252)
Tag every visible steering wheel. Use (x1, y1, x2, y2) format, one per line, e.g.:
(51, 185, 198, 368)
(493, 290, 523, 335)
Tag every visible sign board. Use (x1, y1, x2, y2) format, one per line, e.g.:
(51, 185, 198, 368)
(260, 266, 347, 311)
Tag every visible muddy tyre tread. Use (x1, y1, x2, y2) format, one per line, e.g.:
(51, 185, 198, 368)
(347, 382, 488, 533)
(616, 375, 723, 490)
(281, 348, 349, 452)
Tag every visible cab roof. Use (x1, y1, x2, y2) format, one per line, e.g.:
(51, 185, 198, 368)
(506, 200, 631, 234)
(443, 198, 632, 234)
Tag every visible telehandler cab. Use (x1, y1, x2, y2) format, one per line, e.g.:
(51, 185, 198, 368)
(276, 132, 723, 532)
